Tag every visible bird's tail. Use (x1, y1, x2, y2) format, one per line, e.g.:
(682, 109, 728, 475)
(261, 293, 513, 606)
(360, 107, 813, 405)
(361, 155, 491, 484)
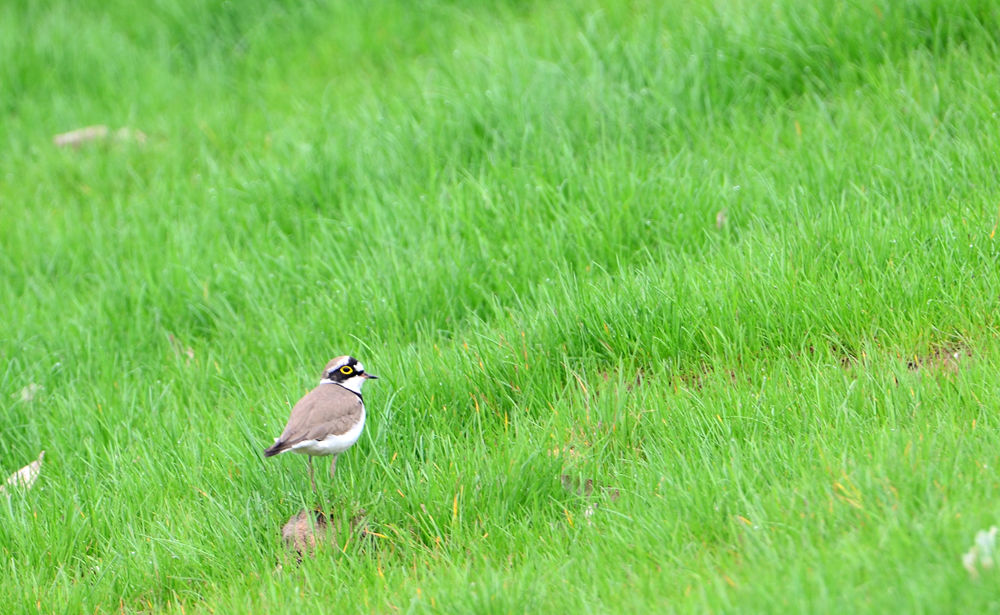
(263, 441, 287, 457)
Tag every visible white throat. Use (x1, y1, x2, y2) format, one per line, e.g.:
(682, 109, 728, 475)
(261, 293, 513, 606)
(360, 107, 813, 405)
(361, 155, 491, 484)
(320, 375, 366, 395)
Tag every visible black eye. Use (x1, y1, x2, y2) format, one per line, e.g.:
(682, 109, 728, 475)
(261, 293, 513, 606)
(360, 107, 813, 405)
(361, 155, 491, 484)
(340, 365, 354, 375)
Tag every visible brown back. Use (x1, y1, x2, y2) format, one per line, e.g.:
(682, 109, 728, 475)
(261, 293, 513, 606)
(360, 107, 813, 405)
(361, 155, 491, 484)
(277, 384, 363, 446)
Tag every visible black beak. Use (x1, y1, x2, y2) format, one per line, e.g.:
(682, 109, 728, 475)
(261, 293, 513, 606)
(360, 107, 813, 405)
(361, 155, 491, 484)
(364, 373, 378, 380)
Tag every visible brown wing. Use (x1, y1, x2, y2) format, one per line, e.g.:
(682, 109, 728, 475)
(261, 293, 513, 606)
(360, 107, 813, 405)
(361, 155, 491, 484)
(264, 385, 363, 456)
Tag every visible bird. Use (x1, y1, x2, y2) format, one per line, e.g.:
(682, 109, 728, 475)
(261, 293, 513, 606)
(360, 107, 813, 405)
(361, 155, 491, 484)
(264, 355, 378, 492)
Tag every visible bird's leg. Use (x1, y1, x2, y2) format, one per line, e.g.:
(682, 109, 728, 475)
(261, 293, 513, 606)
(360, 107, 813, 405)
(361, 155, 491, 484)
(308, 456, 317, 493)
(329, 454, 339, 481)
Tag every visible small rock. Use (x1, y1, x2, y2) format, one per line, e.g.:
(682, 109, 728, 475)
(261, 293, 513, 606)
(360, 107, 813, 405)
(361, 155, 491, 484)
(280, 507, 371, 561)
(53, 125, 109, 147)
(52, 125, 147, 148)
(0, 451, 45, 497)
(17, 383, 42, 402)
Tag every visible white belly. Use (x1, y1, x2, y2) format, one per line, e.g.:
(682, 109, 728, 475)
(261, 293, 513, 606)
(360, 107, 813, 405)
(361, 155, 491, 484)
(288, 409, 365, 456)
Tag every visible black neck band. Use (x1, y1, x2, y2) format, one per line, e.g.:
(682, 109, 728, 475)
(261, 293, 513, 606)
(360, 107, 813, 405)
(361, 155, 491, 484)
(329, 381, 363, 400)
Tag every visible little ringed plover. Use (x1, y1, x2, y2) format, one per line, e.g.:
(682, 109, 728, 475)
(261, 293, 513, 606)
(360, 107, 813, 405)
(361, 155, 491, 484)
(264, 355, 377, 492)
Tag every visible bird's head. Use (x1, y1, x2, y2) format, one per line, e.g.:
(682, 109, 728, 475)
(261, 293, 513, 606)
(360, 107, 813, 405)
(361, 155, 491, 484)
(321, 355, 377, 394)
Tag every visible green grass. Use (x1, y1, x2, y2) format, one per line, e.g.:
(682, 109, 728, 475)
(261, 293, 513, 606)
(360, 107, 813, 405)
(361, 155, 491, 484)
(2, 0, 1000, 612)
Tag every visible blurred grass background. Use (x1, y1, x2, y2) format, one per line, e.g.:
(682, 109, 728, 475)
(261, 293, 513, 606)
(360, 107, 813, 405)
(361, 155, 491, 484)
(2, 0, 1000, 612)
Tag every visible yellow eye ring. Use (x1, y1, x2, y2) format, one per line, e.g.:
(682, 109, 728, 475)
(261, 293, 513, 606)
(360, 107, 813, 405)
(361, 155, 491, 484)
(340, 365, 354, 375)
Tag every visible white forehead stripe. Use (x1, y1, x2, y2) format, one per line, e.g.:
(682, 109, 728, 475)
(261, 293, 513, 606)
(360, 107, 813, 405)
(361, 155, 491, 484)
(328, 357, 350, 370)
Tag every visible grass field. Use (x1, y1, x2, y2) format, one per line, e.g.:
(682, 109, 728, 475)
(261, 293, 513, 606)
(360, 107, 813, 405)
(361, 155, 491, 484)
(2, 0, 1000, 612)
